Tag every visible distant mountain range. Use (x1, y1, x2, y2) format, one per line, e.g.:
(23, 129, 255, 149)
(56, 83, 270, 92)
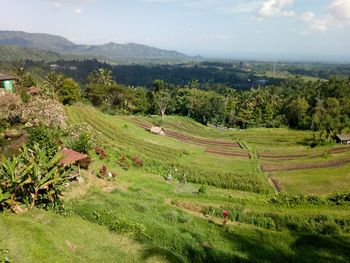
(0, 31, 198, 63)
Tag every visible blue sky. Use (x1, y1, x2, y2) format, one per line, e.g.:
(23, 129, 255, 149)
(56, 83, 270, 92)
(1, 0, 350, 60)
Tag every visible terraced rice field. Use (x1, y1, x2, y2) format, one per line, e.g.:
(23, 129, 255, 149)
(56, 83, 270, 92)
(68, 105, 350, 195)
(127, 116, 251, 159)
(17, 104, 345, 263)
(67, 105, 267, 193)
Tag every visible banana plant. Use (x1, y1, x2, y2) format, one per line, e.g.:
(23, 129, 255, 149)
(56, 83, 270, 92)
(0, 144, 71, 211)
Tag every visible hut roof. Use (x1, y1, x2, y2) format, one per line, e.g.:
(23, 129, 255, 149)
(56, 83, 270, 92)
(0, 74, 16, 81)
(27, 87, 41, 94)
(58, 148, 88, 166)
(336, 134, 350, 141)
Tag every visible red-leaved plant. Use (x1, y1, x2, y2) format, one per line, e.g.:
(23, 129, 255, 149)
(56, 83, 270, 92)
(95, 147, 107, 159)
(99, 165, 108, 176)
(222, 210, 230, 225)
(118, 155, 130, 170)
(132, 156, 143, 167)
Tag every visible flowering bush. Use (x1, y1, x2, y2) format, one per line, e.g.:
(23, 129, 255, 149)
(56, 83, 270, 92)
(64, 123, 100, 146)
(132, 156, 143, 167)
(20, 96, 66, 127)
(68, 132, 92, 154)
(95, 147, 107, 159)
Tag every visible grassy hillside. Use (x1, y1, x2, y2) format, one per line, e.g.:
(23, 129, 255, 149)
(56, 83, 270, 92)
(1, 104, 350, 262)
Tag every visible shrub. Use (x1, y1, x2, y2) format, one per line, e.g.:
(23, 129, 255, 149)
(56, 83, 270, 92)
(99, 165, 108, 177)
(321, 223, 342, 235)
(77, 156, 92, 170)
(132, 156, 143, 167)
(64, 123, 99, 146)
(98, 165, 116, 180)
(20, 96, 66, 127)
(68, 132, 92, 153)
(269, 193, 326, 207)
(95, 147, 107, 159)
(58, 78, 81, 105)
(118, 155, 130, 170)
(27, 126, 60, 159)
(328, 192, 350, 205)
(0, 93, 22, 123)
(0, 145, 71, 212)
(197, 185, 207, 195)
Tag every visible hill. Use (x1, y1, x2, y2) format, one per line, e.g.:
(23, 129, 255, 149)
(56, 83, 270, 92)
(0, 31, 194, 62)
(1, 104, 350, 262)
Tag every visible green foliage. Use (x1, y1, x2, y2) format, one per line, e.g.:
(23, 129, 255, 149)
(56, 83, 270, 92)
(42, 72, 64, 97)
(269, 194, 326, 207)
(13, 67, 36, 88)
(68, 132, 92, 154)
(0, 248, 10, 263)
(197, 185, 207, 195)
(0, 145, 71, 211)
(154, 90, 171, 118)
(27, 126, 60, 159)
(328, 192, 350, 205)
(57, 78, 81, 105)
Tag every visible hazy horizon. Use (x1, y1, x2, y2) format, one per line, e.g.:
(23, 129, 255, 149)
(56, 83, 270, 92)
(1, 0, 349, 62)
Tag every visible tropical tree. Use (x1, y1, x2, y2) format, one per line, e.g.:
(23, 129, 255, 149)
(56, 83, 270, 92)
(58, 78, 81, 105)
(42, 72, 64, 97)
(86, 69, 115, 106)
(154, 91, 171, 118)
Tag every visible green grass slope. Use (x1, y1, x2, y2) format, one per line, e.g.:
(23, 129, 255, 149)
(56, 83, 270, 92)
(1, 104, 350, 262)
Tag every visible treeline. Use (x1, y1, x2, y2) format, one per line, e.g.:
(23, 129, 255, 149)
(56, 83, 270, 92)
(4, 59, 282, 89)
(9, 66, 350, 140)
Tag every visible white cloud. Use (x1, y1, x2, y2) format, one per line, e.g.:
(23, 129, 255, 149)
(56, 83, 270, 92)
(299, 11, 315, 22)
(328, 0, 350, 22)
(299, 13, 330, 33)
(140, 0, 263, 15)
(74, 8, 83, 14)
(53, 1, 62, 8)
(310, 18, 329, 32)
(196, 33, 236, 40)
(256, 0, 295, 19)
(51, 0, 91, 8)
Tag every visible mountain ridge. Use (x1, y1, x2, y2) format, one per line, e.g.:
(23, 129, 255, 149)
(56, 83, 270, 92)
(0, 30, 196, 62)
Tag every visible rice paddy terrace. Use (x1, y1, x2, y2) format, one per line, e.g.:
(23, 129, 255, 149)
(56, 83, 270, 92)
(2, 104, 350, 262)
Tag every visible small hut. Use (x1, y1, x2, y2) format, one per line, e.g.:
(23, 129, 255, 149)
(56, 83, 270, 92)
(27, 87, 41, 95)
(0, 73, 16, 95)
(335, 134, 350, 144)
(58, 148, 88, 166)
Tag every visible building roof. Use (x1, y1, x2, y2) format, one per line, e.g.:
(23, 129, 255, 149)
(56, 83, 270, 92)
(0, 74, 16, 81)
(58, 148, 88, 166)
(27, 87, 41, 94)
(336, 134, 350, 141)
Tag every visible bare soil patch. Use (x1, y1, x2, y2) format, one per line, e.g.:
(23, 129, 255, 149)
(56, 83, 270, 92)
(261, 156, 350, 172)
(205, 148, 251, 159)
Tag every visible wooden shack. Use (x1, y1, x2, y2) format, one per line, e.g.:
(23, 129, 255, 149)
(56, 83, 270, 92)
(0, 73, 16, 95)
(335, 134, 350, 144)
